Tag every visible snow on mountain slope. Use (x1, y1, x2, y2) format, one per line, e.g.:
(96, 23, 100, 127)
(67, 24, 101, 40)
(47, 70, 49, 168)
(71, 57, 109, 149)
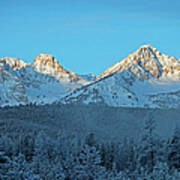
(62, 45, 180, 108)
(0, 67, 28, 106)
(99, 45, 180, 81)
(15, 65, 66, 104)
(0, 57, 27, 70)
(0, 54, 89, 106)
(1, 46, 180, 108)
(34, 54, 88, 91)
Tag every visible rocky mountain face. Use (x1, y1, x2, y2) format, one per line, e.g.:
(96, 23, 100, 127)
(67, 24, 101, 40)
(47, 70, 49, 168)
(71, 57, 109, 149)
(63, 45, 180, 108)
(1, 45, 180, 108)
(0, 54, 89, 106)
(99, 45, 180, 81)
(0, 57, 27, 70)
(34, 54, 87, 90)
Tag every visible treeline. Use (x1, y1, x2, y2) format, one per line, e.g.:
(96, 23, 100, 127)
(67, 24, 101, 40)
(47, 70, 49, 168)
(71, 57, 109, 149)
(0, 118, 180, 180)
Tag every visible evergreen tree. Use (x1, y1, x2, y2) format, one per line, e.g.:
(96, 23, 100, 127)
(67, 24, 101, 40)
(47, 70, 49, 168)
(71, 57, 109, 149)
(0, 135, 16, 157)
(55, 130, 79, 179)
(31, 131, 56, 179)
(0, 151, 11, 179)
(85, 133, 97, 147)
(168, 126, 180, 170)
(6, 153, 35, 180)
(75, 144, 106, 180)
(138, 113, 158, 173)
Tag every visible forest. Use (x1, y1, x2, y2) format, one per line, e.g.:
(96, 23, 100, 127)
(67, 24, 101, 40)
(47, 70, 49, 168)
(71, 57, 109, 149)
(0, 104, 180, 179)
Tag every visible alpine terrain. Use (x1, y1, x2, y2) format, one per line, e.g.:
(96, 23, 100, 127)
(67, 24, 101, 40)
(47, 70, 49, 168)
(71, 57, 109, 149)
(63, 45, 180, 109)
(0, 54, 89, 106)
(0, 45, 180, 179)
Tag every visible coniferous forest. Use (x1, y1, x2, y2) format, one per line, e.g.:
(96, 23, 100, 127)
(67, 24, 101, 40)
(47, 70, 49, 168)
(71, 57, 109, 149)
(0, 104, 180, 179)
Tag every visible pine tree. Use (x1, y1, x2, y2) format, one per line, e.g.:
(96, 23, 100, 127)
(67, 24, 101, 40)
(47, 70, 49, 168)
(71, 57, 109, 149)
(0, 135, 16, 157)
(75, 144, 106, 180)
(55, 130, 79, 179)
(0, 151, 11, 179)
(114, 138, 137, 173)
(6, 153, 35, 180)
(168, 126, 180, 170)
(138, 113, 158, 173)
(31, 131, 55, 179)
(85, 133, 97, 147)
(151, 162, 169, 180)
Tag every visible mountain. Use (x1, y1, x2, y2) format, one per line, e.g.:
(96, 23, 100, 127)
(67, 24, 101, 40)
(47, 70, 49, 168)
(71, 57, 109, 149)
(0, 55, 89, 106)
(99, 45, 180, 81)
(33, 54, 88, 90)
(62, 45, 180, 108)
(1, 45, 180, 108)
(79, 74, 97, 82)
(0, 67, 28, 106)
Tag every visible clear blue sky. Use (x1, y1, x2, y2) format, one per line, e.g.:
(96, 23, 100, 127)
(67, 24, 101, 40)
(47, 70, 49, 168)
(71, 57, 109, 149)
(0, 0, 180, 75)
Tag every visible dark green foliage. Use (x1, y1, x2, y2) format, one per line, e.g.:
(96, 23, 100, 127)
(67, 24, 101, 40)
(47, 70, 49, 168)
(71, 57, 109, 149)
(0, 105, 179, 179)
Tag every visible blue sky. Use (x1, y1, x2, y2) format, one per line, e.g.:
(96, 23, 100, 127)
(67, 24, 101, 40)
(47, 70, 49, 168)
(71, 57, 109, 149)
(0, 0, 180, 75)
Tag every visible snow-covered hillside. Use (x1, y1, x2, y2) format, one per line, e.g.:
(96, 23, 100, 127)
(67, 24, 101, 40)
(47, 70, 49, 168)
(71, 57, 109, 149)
(33, 54, 88, 90)
(1, 45, 180, 108)
(63, 45, 180, 108)
(0, 67, 28, 107)
(99, 45, 180, 81)
(0, 55, 90, 106)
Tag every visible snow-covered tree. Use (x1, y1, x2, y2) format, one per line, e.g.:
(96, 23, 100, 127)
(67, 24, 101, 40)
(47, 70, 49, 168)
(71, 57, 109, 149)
(6, 153, 36, 180)
(17, 133, 35, 161)
(85, 132, 97, 147)
(55, 130, 80, 179)
(0, 135, 16, 157)
(138, 113, 158, 172)
(168, 126, 180, 170)
(114, 138, 137, 173)
(100, 142, 118, 171)
(0, 151, 11, 179)
(75, 144, 106, 180)
(31, 131, 57, 179)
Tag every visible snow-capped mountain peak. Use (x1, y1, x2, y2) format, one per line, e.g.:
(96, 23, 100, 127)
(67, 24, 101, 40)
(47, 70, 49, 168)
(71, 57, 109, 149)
(34, 54, 63, 72)
(99, 45, 180, 81)
(0, 57, 27, 70)
(0, 54, 91, 106)
(63, 45, 180, 108)
(34, 53, 87, 85)
(1, 45, 180, 108)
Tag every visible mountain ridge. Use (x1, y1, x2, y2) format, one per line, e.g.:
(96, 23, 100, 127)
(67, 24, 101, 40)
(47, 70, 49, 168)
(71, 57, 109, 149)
(62, 45, 180, 108)
(99, 44, 180, 81)
(0, 54, 90, 106)
(1, 45, 180, 108)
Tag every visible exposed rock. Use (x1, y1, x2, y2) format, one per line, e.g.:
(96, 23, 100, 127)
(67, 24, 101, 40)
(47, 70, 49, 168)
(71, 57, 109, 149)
(99, 45, 180, 81)
(34, 53, 87, 85)
(0, 57, 27, 70)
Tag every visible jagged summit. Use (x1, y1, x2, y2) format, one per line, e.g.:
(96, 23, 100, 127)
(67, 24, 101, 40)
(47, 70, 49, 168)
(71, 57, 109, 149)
(34, 54, 60, 67)
(33, 53, 87, 85)
(99, 45, 180, 81)
(62, 45, 180, 108)
(1, 46, 180, 108)
(34, 53, 66, 74)
(140, 44, 153, 48)
(0, 54, 90, 106)
(0, 54, 90, 86)
(139, 44, 157, 51)
(0, 57, 27, 70)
